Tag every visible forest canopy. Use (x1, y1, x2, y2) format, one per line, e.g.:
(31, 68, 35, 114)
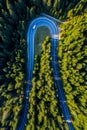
(0, 0, 87, 129)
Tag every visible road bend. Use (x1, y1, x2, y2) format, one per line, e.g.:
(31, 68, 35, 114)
(17, 16, 74, 130)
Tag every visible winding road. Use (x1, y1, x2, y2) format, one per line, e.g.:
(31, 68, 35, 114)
(18, 16, 74, 130)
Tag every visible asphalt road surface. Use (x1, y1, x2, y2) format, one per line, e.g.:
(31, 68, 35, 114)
(17, 16, 74, 130)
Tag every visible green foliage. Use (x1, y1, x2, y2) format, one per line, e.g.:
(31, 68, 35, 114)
(58, 14, 87, 130)
(0, 0, 26, 129)
(25, 37, 65, 130)
(0, 0, 87, 129)
(67, 0, 87, 18)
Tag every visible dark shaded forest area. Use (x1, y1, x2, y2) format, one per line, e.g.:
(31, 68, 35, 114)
(0, 0, 87, 129)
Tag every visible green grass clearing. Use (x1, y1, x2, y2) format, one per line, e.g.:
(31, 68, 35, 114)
(34, 26, 50, 55)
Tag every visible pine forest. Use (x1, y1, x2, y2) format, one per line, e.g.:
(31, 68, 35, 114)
(0, 0, 87, 130)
